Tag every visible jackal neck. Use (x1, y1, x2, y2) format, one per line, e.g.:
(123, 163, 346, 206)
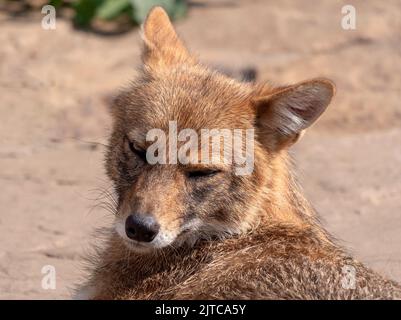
(260, 151, 330, 241)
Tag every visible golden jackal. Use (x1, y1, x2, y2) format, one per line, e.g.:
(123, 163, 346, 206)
(76, 7, 401, 299)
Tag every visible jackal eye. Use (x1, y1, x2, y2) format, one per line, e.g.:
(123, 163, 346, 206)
(127, 140, 147, 162)
(186, 169, 221, 179)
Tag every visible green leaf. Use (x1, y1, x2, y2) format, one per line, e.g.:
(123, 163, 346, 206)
(73, 0, 104, 27)
(49, 0, 63, 8)
(96, 0, 131, 21)
(171, 0, 187, 20)
(130, 0, 187, 24)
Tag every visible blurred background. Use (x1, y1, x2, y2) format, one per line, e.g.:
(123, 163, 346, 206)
(0, 0, 400, 299)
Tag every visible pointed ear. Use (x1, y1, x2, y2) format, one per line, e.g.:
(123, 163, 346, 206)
(141, 6, 195, 70)
(253, 78, 335, 149)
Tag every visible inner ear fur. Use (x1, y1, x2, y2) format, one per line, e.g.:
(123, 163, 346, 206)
(253, 78, 335, 149)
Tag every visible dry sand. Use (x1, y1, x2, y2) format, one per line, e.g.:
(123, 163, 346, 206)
(0, 0, 400, 299)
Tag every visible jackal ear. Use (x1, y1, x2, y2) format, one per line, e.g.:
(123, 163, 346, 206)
(141, 6, 195, 70)
(253, 78, 335, 149)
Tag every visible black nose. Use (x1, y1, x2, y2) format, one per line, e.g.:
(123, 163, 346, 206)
(125, 214, 160, 243)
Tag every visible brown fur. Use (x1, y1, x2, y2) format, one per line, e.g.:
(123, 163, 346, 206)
(75, 7, 401, 300)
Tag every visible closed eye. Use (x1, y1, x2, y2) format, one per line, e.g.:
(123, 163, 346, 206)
(186, 169, 221, 179)
(127, 140, 147, 162)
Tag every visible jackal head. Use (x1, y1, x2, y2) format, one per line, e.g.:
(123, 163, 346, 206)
(106, 7, 335, 252)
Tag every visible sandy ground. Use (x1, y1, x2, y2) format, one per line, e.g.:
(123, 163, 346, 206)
(0, 0, 400, 299)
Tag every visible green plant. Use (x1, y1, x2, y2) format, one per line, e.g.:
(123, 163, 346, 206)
(69, 0, 187, 27)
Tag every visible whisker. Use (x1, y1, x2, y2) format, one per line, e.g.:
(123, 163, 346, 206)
(70, 137, 110, 149)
